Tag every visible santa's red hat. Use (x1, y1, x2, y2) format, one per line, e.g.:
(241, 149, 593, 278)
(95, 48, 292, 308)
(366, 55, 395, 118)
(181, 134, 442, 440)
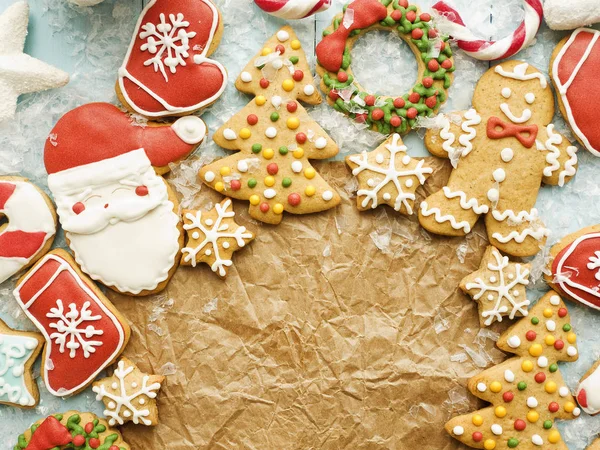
(44, 102, 205, 178)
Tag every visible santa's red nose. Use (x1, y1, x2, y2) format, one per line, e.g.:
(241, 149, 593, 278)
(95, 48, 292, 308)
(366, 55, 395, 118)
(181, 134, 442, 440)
(578, 388, 588, 408)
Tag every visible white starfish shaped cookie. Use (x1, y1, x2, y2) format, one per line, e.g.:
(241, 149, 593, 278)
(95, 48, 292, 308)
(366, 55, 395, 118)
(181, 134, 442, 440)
(0, 1, 69, 122)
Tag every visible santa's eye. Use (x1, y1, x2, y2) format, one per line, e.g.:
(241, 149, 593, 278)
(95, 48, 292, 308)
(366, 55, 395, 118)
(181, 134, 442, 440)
(72, 202, 85, 215)
(135, 186, 149, 196)
(501, 88, 512, 99)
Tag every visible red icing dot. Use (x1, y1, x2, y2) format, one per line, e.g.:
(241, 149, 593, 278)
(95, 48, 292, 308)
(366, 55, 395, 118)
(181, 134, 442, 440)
(422, 77, 434, 88)
(247, 114, 259, 125)
(85, 422, 94, 434)
(526, 330, 537, 341)
(407, 108, 418, 120)
(554, 339, 565, 350)
(296, 132, 307, 144)
(503, 391, 514, 403)
(337, 72, 349, 83)
(391, 10, 402, 21)
(110, 447, 120, 450)
(393, 97, 406, 109)
(408, 92, 421, 104)
(260, 78, 270, 89)
(439, 41, 446, 51)
(267, 163, 279, 175)
(73, 436, 86, 446)
(89, 438, 101, 449)
(428, 29, 438, 39)
(549, 402, 560, 413)
(558, 308, 567, 318)
(260, 202, 270, 213)
(135, 185, 149, 196)
(328, 90, 339, 101)
(425, 96, 438, 109)
(420, 13, 431, 22)
(287, 101, 298, 113)
(428, 60, 440, 72)
(399, 0, 408, 6)
(535, 372, 546, 384)
(514, 419, 526, 431)
(442, 59, 453, 70)
(365, 95, 376, 106)
(472, 432, 483, 442)
(411, 28, 424, 40)
(293, 70, 304, 82)
(390, 116, 402, 128)
(288, 193, 301, 206)
(230, 179, 241, 191)
(372, 108, 384, 121)
(406, 10, 417, 22)
(72, 202, 85, 215)
(276, 44, 285, 54)
(355, 113, 368, 123)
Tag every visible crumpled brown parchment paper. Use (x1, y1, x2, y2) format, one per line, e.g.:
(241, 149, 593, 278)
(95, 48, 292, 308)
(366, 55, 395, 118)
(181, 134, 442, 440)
(107, 159, 505, 449)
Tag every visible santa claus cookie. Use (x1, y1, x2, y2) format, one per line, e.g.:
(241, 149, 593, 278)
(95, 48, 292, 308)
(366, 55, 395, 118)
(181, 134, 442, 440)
(545, 224, 600, 311)
(13, 250, 131, 397)
(44, 103, 206, 296)
(117, 0, 227, 118)
(419, 61, 578, 258)
(576, 359, 600, 416)
(0, 176, 56, 285)
(550, 28, 600, 157)
(14, 411, 130, 450)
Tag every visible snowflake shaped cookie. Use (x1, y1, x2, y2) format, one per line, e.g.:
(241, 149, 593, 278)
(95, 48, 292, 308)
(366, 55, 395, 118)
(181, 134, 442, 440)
(47, 300, 103, 359)
(345, 134, 433, 214)
(181, 198, 255, 277)
(460, 246, 531, 327)
(93, 357, 164, 427)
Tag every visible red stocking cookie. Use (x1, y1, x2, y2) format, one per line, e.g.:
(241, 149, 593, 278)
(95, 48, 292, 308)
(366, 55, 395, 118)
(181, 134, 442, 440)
(13, 250, 131, 397)
(118, 0, 227, 118)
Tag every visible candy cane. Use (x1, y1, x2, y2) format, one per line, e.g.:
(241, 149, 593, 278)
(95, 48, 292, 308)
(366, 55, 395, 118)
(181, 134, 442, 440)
(254, 0, 332, 20)
(431, 0, 543, 61)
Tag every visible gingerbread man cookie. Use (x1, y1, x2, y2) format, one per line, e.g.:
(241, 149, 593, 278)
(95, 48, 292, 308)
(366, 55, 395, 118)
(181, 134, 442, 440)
(420, 61, 578, 257)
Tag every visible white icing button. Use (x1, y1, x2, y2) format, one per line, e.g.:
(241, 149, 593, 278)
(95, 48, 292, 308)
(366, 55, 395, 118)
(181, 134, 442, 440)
(291, 161, 303, 173)
(525, 92, 535, 104)
(111, 382, 118, 390)
(271, 96, 283, 109)
(405, 179, 413, 188)
(504, 369, 515, 383)
(264, 189, 277, 199)
(402, 155, 410, 165)
(223, 242, 230, 249)
(559, 386, 569, 397)
(501, 87, 512, 99)
(527, 397, 538, 408)
(546, 320, 556, 332)
(322, 190, 333, 201)
(240, 71, 252, 83)
(205, 219, 214, 226)
(487, 294, 494, 301)
(277, 30, 290, 42)
(376, 154, 384, 164)
(383, 193, 391, 201)
(507, 335, 521, 348)
(550, 295, 560, 306)
(477, 382, 487, 392)
(501, 148, 514, 162)
(567, 346, 578, 357)
(204, 171, 216, 182)
(237, 160, 249, 173)
(537, 356, 548, 368)
(490, 276, 497, 283)
(265, 127, 277, 139)
(367, 178, 376, 187)
(315, 137, 327, 149)
(493, 168, 506, 183)
(304, 85, 315, 96)
(491, 424, 502, 436)
(487, 188, 499, 202)
(205, 249, 212, 256)
(532, 435, 543, 446)
(453, 426, 464, 436)
(223, 128, 237, 140)
(574, 407, 581, 416)
(192, 231, 200, 240)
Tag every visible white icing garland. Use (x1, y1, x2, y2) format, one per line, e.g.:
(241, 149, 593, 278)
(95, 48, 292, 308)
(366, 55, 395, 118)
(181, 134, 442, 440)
(492, 208, 538, 225)
(492, 227, 549, 244)
(443, 187, 489, 214)
(439, 109, 481, 166)
(420, 202, 471, 233)
(559, 145, 578, 187)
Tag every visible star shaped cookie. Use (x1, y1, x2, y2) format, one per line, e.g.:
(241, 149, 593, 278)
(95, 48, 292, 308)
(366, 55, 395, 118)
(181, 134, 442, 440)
(460, 246, 531, 327)
(0, 319, 44, 408)
(92, 357, 164, 427)
(346, 134, 433, 214)
(181, 198, 255, 277)
(0, 2, 69, 122)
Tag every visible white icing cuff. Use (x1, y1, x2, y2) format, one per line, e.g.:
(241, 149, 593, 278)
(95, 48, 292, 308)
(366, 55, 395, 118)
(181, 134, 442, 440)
(171, 116, 206, 145)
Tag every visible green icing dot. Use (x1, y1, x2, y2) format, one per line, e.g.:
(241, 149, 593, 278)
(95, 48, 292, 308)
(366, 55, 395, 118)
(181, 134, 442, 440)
(282, 177, 292, 188)
(517, 381, 527, 391)
(289, 56, 299, 64)
(531, 317, 540, 325)
(248, 178, 257, 188)
(270, 112, 280, 122)
(252, 143, 262, 154)
(549, 364, 558, 373)
(279, 146, 289, 155)
(563, 324, 572, 332)
(507, 438, 519, 448)
(543, 420, 553, 429)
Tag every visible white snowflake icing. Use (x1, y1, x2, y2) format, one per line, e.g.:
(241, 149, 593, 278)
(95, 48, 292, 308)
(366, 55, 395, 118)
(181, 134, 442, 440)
(348, 134, 432, 214)
(466, 248, 530, 326)
(588, 251, 600, 281)
(0, 334, 38, 406)
(139, 12, 196, 82)
(92, 360, 162, 426)
(182, 199, 253, 277)
(47, 300, 103, 359)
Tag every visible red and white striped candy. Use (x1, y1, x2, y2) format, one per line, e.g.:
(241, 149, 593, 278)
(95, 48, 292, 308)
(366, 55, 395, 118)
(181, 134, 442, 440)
(432, 0, 543, 61)
(254, 0, 332, 19)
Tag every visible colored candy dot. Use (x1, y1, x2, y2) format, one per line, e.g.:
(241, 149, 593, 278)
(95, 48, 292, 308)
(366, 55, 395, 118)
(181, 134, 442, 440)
(548, 430, 561, 444)
(239, 128, 251, 139)
(275, 44, 285, 54)
(399, 0, 408, 6)
(372, 109, 384, 121)
(429, 29, 439, 39)
(564, 402, 575, 413)
(220, 166, 231, 176)
(89, 438, 101, 449)
(563, 324, 571, 332)
(260, 78, 270, 89)
(249, 194, 260, 205)
(261, 47, 272, 56)
(558, 308, 567, 318)
(549, 364, 558, 373)
(411, 28, 424, 39)
(260, 202, 270, 213)
(296, 132, 307, 144)
(230, 179, 241, 191)
(490, 382, 502, 393)
(215, 182, 224, 192)
(425, 95, 438, 108)
(545, 381, 557, 394)
(428, 60, 440, 72)
(531, 317, 540, 325)
(365, 95, 376, 106)
(247, 114, 258, 125)
(279, 146, 289, 155)
(407, 107, 418, 119)
(545, 335, 555, 346)
(248, 179, 258, 189)
(406, 10, 417, 22)
(441, 59, 453, 69)
(507, 438, 519, 448)
(110, 447, 120, 450)
(543, 420, 553, 429)
(420, 12, 431, 22)
(529, 344, 543, 357)
(517, 381, 527, 391)
(548, 402, 560, 413)
(522, 360, 533, 372)
(289, 56, 299, 64)
(305, 185, 316, 196)
(293, 148, 304, 158)
(288, 193, 301, 206)
(85, 422, 94, 434)
(526, 330, 536, 341)
(328, 90, 339, 101)
(291, 39, 301, 50)
(270, 112, 280, 122)
(273, 203, 284, 214)
(256, 96, 267, 106)
(287, 101, 298, 113)
(495, 406, 507, 418)
(252, 143, 262, 153)
(264, 176, 275, 187)
(391, 10, 402, 21)
(567, 332, 577, 344)
(534, 372, 546, 383)
(422, 77, 434, 88)
(293, 70, 304, 82)
(543, 308, 553, 318)
(472, 415, 483, 426)
(267, 163, 279, 175)
(503, 391, 514, 403)
(527, 410, 539, 422)
(554, 340, 564, 350)
(283, 79, 295, 92)
(304, 168, 316, 179)
(282, 177, 292, 188)
(483, 439, 496, 450)
(337, 71, 349, 82)
(408, 92, 421, 103)
(393, 97, 405, 108)
(473, 432, 483, 442)
(263, 148, 275, 159)
(514, 419, 526, 431)
(390, 116, 402, 127)
(287, 117, 300, 129)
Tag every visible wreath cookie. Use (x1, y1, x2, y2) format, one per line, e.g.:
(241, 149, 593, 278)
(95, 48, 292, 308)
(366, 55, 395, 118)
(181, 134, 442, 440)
(315, 0, 454, 135)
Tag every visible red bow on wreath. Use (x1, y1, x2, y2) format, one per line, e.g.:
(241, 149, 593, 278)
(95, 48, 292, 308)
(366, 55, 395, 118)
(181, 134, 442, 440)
(486, 116, 538, 149)
(25, 416, 72, 450)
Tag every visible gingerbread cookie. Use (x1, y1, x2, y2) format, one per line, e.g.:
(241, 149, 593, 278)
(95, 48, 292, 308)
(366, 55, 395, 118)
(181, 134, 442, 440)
(0, 176, 56, 285)
(576, 359, 600, 416)
(460, 246, 531, 327)
(420, 61, 578, 257)
(588, 438, 600, 450)
(545, 224, 600, 310)
(93, 357, 164, 427)
(117, 0, 227, 118)
(315, 0, 454, 135)
(345, 133, 432, 214)
(0, 319, 43, 408)
(45, 103, 206, 296)
(199, 27, 341, 225)
(446, 291, 580, 450)
(14, 411, 130, 450)
(551, 28, 600, 157)
(181, 198, 255, 277)
(13, 250, 131, 397)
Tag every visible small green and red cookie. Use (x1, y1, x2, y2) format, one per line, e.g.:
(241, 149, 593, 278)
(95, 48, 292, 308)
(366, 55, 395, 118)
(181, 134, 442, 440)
(316, 0, 454, 135)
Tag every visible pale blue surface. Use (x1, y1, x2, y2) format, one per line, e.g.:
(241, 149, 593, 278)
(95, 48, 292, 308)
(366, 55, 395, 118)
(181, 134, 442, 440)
(0, 0, 600, 447)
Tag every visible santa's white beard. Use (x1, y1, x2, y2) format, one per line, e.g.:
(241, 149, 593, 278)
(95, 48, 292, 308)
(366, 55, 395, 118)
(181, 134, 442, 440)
(67, 202, 180, 295)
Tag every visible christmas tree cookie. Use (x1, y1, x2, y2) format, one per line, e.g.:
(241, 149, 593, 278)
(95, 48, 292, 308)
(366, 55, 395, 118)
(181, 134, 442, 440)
(199, 26, 341, 225)
(446, 291, 580, 450)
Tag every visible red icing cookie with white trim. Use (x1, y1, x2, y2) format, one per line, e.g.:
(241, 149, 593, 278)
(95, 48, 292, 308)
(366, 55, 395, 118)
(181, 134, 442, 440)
(551, 28, 600, 157)
(13, 250, 131, 397)
(117, 0, 227, 118)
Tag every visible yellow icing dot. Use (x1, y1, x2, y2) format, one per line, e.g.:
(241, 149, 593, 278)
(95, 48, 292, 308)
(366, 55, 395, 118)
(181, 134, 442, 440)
(273, 203, 284, 215)
(287, 117, 300, 130)
(527, 410, 539, 423)
(291, 39, 301, 50)
(548, 430, 561, 444)
(220, 166, 231, 176)
(529, 344, 543, 357)
(305, 185, 316, 196)
(304, 168, 316, 180)
(249, 195, 260, 206)
(282, 79, 295, 92)
(494, 406, 506, 418)
(564, 402, 575, 413)
(545, 381, 557, 394)
(521, 360, 534, 372)
(263, 148, 275, 160)
(261, 47, 273, 56)
(472, 415, 483, 426)
(255, 96, 267, 106)
(293, 148, 304, 159)
(215, 182, 224, 192)
(545, 335, 555, 346)
(543, 308, 553, 318)
(264, 176, 275, 187)
(490, 382, 502, 393)
(483, 439, 496, 450)
(239, 128, 251, 139)
(567, 332, 577, 344)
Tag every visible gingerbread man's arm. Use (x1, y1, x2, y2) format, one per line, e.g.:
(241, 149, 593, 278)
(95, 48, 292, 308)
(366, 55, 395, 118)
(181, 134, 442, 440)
(424, 109, 482, 161)
(538, 125, 579, 187)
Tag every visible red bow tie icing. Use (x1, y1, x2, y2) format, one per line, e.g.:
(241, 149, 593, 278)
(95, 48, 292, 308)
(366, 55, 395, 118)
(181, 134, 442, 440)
(315, 0, 388, 73)
(118, 0, 227, 117)
(486, 116, 538, 148)
(13, 252, 130, 397)
(23, 416, 72, 450)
